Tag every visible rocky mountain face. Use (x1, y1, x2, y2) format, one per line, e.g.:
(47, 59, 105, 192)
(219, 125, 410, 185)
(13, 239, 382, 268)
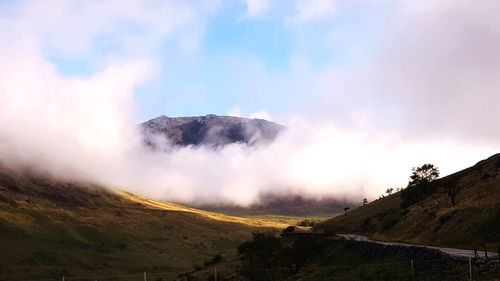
(140, 114, 285, 147)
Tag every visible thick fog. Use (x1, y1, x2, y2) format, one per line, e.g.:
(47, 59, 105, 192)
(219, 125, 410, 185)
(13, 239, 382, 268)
(0, 1, 498, 206)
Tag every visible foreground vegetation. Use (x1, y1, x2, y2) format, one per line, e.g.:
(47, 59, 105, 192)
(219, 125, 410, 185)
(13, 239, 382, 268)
(232, 230, 499, 281)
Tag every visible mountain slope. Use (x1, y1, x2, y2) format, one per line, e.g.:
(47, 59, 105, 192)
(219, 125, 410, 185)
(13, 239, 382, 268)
(314, 153, 500, 250)
(0, 167, 286, 280)
(197, 193, 352, 216)
(141, 114, 284, 147)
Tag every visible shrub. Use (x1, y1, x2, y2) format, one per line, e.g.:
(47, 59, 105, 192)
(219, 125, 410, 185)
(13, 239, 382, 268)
(401, 182, 437, 208)
(237, 231, 282, 267)
(283, 226, 296, 234)
(203, 254, 223, 267)
(237, 231, 287, 281)
(297, 219, 315, 227)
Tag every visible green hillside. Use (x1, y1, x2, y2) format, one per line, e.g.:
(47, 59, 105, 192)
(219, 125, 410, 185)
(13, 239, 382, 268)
(0, 168, 287, 281)
(315, 154, 500, 251)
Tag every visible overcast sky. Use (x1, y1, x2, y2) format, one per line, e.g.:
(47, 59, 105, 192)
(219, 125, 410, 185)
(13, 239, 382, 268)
(0, 0, 499, 204)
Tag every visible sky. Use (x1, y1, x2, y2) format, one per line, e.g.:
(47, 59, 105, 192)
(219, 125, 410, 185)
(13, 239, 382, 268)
(16, 0, 379, 120)
(0, 0, 499, 205)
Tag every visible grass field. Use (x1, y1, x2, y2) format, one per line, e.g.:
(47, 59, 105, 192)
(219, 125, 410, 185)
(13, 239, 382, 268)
(0, 168, 317, 281)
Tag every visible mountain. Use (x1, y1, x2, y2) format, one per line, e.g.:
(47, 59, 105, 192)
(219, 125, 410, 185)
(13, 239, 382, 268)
(314, 153, 500, 251)
(141, 114, 285, 147)
(140, 115, 348, 215)
(0, 166, 287, 280)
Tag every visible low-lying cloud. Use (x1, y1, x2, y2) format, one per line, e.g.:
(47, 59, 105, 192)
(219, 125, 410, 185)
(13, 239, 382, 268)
(0, 0, 498, 206)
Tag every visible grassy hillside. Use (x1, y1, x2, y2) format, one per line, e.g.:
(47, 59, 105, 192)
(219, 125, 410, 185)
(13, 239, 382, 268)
(234, 232, 490, 281)
(0, 168, 288, 281)
(315, 154, 500, 250)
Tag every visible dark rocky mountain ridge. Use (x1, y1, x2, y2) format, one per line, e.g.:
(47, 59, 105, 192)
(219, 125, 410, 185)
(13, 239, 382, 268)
(141, 114, 285, 147)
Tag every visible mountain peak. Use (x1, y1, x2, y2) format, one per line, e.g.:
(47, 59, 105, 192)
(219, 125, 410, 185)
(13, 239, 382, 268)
(141, 114, 285, 147)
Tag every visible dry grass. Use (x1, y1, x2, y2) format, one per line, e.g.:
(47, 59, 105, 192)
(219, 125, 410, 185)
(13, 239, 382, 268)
(117, 191, 294, 228)
(316, 154, 500, 251)
(0, 170, 311, 280)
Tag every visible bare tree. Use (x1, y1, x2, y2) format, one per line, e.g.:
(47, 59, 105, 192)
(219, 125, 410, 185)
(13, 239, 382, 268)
(343, 207, 350, 215)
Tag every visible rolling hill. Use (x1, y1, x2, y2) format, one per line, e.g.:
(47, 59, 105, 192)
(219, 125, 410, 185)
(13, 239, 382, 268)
(0, 167, 288, 281)
(314, 153, 500, 251)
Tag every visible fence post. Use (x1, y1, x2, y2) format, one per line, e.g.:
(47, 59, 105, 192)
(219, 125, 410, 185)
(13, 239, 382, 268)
(214, 266, 217, 281)
(483, 244, 489, 259)
(265, 269, 274, 281)
(359, 264, 367, 281)
(469, 257, 472, 281)
(144, 271, 147, 281)
(62, 276, 65, 281)
(411, 259, 414, 278)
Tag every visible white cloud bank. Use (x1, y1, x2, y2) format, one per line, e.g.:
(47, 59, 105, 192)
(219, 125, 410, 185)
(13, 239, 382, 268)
(286, 0, 336, 24)
(244, 0, 269, 17)
(0, 0, 498, 207)
(227, 106, 271, 121)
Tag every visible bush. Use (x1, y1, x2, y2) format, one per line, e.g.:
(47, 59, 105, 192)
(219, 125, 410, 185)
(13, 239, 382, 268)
(237, 231, 282, 267)
(400, 182, 437, 208)
(282, 226, 296, 234)
(297, 219, 315, 227)
(203, 254, 223, 267)
(237, 231, 288, 281)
